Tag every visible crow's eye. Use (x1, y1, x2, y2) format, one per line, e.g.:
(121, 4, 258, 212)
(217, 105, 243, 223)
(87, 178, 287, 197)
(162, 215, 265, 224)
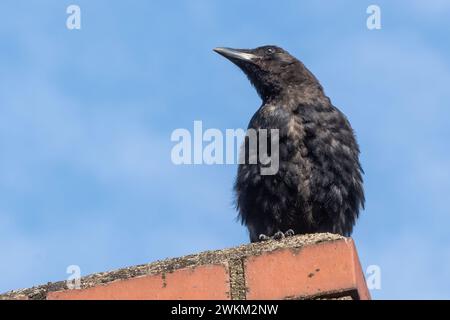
(266, 48, 275, 55)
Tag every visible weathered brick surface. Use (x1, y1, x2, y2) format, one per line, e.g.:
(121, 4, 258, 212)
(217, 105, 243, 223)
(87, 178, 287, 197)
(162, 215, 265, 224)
(244, 238, 369, 300)
(47, 264, 230, 300)
(0, 233, 370, 300)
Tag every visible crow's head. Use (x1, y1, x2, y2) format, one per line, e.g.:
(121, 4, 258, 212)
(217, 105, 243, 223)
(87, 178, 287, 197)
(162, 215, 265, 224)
(214, 45, 318, 100)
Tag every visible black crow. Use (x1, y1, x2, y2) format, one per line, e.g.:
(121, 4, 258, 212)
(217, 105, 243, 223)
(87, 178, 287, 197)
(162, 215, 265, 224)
(214, 46, 364, 242)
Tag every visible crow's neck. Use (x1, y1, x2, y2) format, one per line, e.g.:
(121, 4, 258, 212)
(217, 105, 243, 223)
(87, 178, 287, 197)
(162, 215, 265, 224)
(262, 81, 326, 106)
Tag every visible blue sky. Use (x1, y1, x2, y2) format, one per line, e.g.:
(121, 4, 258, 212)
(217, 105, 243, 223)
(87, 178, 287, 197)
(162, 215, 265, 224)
(1, 1, 449, 299)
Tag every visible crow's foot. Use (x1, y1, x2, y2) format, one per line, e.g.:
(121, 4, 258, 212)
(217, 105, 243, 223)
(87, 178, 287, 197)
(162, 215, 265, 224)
(258, 230, 295, 242)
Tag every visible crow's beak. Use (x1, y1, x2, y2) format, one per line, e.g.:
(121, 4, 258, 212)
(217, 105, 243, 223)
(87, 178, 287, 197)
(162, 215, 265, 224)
(213, 47, 257, 63)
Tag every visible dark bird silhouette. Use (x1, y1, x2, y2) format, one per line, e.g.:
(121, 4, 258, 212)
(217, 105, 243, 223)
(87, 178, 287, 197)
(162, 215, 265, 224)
(214, 46, 364, 242)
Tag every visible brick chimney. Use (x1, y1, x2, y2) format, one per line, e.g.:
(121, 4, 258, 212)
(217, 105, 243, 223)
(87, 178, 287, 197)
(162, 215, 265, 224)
(0, 233, 370, 300)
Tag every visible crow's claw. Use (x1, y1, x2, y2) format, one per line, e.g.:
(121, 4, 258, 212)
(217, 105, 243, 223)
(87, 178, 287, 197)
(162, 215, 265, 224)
(259, 234, 271, 241)
(273, 231, 285, 240)
(284, 229, 295, 237)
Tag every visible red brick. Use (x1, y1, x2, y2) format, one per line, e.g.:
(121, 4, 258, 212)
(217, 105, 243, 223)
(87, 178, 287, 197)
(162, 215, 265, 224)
(47, 264, 230, 300)
(244, 239, 370, 300)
